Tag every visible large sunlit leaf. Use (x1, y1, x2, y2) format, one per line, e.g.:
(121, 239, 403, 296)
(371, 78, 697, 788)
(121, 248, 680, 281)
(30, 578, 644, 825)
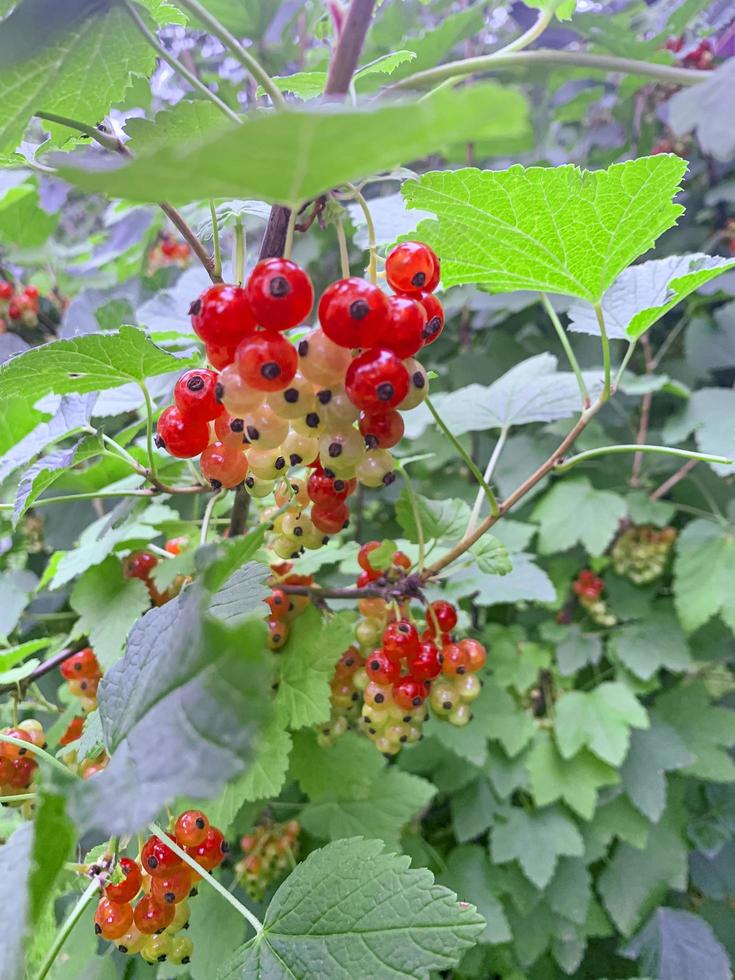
(402, 155, 687, 302)
(59, 84, 529, 207)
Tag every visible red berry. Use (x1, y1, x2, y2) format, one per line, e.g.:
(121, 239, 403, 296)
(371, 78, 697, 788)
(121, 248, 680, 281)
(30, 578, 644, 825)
(385, 242, 440, 295)
(124, 550, 158, 581)
(392, 677, 428, 710)
(133, 894, 175, 934)
(60, 647, 100, 681)
(156, 406, 210, 458)
(200, 441, 248, 489)
(164, 536, 188, 556)
(7, 300, 20, 320)
(414, 291, 444, 345)
(365, 650, 400, 685)
(374, 296, 425, 358)
(428, 600, 458, 633)
(345, 349, 410, 412)
(307, 470, 355, 506)
(442, 642, 470, 677)
(407, 640, 442, 680)
(382, 620, 419, 662)
(206, 339, 238, 370)
(151, 866, 194, 905)
(357, 569, 381, 586)
(459, 638, 487, 672)
(7, 756, 36, 787)
(141, 836, 184, 878)
(95, 898, 134, 940)
(214, 412, 247, 445)
(185, 826, 228, 871)
(106, 857, 142, 903)
(190, 283, 255, 346)
(175, 810, 210, 848)
(161, 237, 177, 257)
(318, 278, 389, 349)
(59, 716, 84, 747)
(174, 369, 223, 423)
(23, 284, 39, 301)
(358, 541, 381, 573)
(235, 331, 298, 392)
(247, 258, 314, 330)
(0, 728, 33, 760)
(311, 501, 349, 535)
(392, 551, 411, 571)
(0, 281, 13, 300)
(359, 409, 404, 450)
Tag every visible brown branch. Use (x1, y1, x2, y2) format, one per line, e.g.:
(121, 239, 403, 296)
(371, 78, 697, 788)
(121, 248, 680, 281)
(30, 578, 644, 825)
(226, 485, 251, 537)
(159, 202, 221, 282)
(0, 644, 84, 697)
(650, 458, 699, 500)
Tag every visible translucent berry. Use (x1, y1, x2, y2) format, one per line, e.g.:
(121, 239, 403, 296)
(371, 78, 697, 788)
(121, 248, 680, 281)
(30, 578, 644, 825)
(365, 650, 400, 685)
(164, 536, 189, 556)
(169, 935, 194, 965)
(407, 640, 442, 681)
(267, 618, 289, 651)
(200, 441, 248, 489)
(459, 638, 487, 672)
(281, 430, 319, 469)
(318, 277, 389, 349)
(151, 866, 194, 905)
(175, 809, 210, 848)
(247, 258, 314, 330)
(398, 358, 429, 410)
(382, 620, 419, 662)
(318, 428, 366, 474)
(385, 242, 440, 295)
(105, 857, 142, 903)
(358, 409, 404, 449)
(0, 728, 32, 760)
(321, 387, 360, 428)
(307, 470, 355, 506)
(124, 550, 157, 581)
(217, 363, 264, 417)
(60, 647, 100, 681)
(441, 642, 470, 677)
(94, 898, 134, 940)
(174, 369, 223, 422)
(116, 926, 146, 955)
(414, 291, 444, 345)
(358, 541, 381, 573)
(374, 295, 426, 358)
(156, 406, 210, 458)
(140, 933, 173, 964)
(133, 894, 175, 934)
(311, 501, 349, 535)
(206, 339, 238, 370)
(266, 373, 315, 419)
(345, 349, 409, 412)
(214, 412, 247, 446)
(243, 402, 289, 450)
(392, 677, 428, 710)
(356, 449, 396, 487)
(190, 283, 255, 346)
(236, 331, 298, 392)
(185, 826, 228, 871)
(428, 599, 458, 633)
(297, 327, 353, 386)
(140, 836, 184, 877)
(247, 446, 287, 481)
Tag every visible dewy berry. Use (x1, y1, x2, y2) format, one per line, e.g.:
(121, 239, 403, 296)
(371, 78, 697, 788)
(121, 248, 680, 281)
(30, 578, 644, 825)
(247, 257, 314, 330)
(175, 809, 209, 847)
(385, 241, 440, 294)
(174, 369, 223, 422)
(190, 283, 255, 346)
(318, 277, 389, 348)
(235, 330, 298, 392)
(375, 295, 426, 359)
(345, 348, 410, 411)
(155, 406, 210, 458)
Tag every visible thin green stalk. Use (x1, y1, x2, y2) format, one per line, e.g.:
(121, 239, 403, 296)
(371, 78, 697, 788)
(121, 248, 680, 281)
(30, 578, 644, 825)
(346, 184, 377, 283)
(0, 793, 36, 803)
(35, 111, 119, 150)
(209, 200, 222, 278)
(93, 430, 147, 474)
(122, 0, 241, 124)
(494, 6, 554, 55)
(384, 48, 708, 94)
(0, 733, 75, 779)
(149, 822, 262, 934)
(425, 397, 500, 517)
(283, 207, 298, 261)
(200, 489, 225, 544)
(594, 303, 612, 401)
(335, 217, 350, 278)
(466, 426, 509, 537)
(554, 444, 732, 473)
(613, 340, 637, 390)
(234, 219, 245, 286)
(540, 293, 589, 406)
(35, 877, 100, 980)
(169, 0, 287, 108)
(398, 463, 426, 572)
(137, 383, 158, 481)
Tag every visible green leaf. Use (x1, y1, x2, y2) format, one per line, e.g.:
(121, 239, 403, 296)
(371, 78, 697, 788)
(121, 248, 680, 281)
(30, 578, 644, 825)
(470, 535, 512, 575)
(449, 778, 500, 843)
(187, 885, 247, 980)
(232, 720, 292, 804)
(70, 556, 151, 668)
(403, 156, 687, 303)
(620, 718, 694, 822)
(0, 393, 95, 484)
(124, 99, 226, 153)
(274, 607, 354, 730)
(607, 604, 691, 680)
(673, 518, 735, 632)
(490, 805, 584, 889)
(0, 824, 31, 980)
(554, 682, 649, 766)
(597, 814, 687, 935)
(526, 0, 576, 19)
(487, 626, 550, 693)
(0, 0, 155, 155)
(300, 769, 435, 849)
(546, 858, 591, 926)
(0, 638, 54, 673)
(61, 83, 529, 207)
(0, 569, 37, 640)
(0, 182, 58, 247)
(668, 59, 735, 163)
(481, 680, 537, 758)
(440, 844, 512, 944)
(13, 436, 103, 525)
(655, 681, 735, 782)
(76, 710, 104, 763)
(67, 589, 272, 834)
(395, 489, 470, 542)
(289, 730, 385, 801)
(207, 559, 271, 625)
(552, 624, 603, 676)
(220, 838, 484, 979)
(532, 477, 627, 556)
(29, 792, 75, 927)
(526, 733, 619, 819)
(622, 907, 732, 980)
(0, 326, 197, 406)
(570, 253, 735, 340)
(587, 794, 651, 852)
(662, 389, 735, 476)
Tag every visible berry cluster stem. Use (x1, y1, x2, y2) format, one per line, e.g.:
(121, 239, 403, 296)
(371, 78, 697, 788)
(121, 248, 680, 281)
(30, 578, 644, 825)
(554, 443, 731, 473)
(0, 732, 75, 779)
(540, 293, 590, 407)
(35, 878, 100, 980)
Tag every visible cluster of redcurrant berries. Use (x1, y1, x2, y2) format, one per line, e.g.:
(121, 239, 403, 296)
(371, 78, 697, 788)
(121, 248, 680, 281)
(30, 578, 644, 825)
(93, 810, 227, 964)
(147, 232, 192, 274)
(0, 719, 45, 805)
(264, 562, 312, 651)
(123, 537, 190, 606)
(611, 525, 677, 585)
(665, 35, 715, 69)
(235, 818, 300, 901)
(155, 241, 442, 558)
(60, 646, 101, 715)
(0, 280, 59, 333)
(572, 570, 617, 627)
